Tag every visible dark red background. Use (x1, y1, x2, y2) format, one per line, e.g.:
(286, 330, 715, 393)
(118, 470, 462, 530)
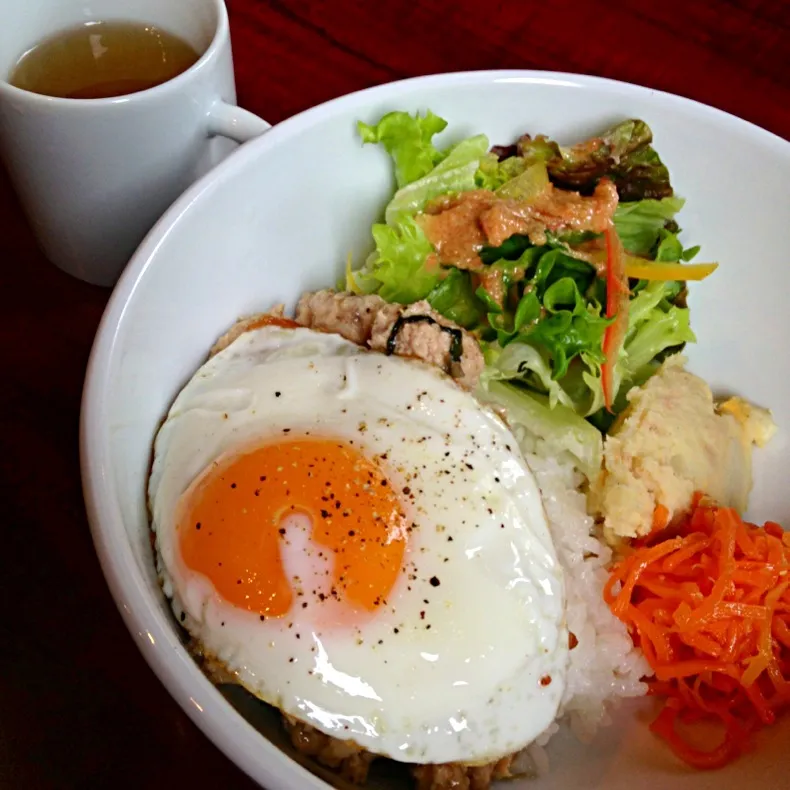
(1, 1, 787, 787)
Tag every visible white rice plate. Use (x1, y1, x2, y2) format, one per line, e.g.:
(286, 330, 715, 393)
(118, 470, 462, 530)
(513, 431, 650, 775)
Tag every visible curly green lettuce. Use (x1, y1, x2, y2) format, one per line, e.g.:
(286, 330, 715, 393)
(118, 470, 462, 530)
(353, 109, 707, 444)
(357, 110, 448, 188)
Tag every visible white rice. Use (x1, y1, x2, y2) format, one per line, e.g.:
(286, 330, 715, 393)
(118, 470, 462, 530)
(512, 431, 651, 774)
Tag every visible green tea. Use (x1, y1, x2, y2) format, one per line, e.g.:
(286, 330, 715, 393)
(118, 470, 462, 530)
(9, 20, 200, 100)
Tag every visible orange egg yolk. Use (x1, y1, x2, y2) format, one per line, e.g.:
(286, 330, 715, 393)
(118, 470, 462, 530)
(177, 437, 408, 618)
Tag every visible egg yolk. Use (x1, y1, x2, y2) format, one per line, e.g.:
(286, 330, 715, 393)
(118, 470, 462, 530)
(177, 437, 408, 618)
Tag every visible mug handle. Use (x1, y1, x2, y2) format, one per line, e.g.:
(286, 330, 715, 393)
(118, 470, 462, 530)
(207, 100, 271, 144)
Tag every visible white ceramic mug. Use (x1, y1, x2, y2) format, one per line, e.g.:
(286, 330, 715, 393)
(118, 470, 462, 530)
(0, 0, 269, 286)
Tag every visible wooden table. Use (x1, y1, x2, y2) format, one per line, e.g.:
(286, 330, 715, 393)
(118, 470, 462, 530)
(1, 1, 788, 787)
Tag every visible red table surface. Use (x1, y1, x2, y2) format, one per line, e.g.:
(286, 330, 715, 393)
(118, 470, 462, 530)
(1, 1, 788, 788)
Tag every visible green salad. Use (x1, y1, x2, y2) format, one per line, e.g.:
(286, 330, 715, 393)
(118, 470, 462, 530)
(346, 111, 717, 475)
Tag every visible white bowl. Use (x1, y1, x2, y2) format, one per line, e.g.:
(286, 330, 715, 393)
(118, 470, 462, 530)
(81, 70, 790, 790)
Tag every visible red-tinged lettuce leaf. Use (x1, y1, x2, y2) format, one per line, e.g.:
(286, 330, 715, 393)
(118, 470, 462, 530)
(511, 119, 673, 201)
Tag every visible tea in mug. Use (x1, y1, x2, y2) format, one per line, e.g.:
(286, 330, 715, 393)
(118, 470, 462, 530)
(9, 21, 201, 100)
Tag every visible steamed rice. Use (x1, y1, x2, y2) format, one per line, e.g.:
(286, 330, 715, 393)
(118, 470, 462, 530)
(513, 432, 650, 774)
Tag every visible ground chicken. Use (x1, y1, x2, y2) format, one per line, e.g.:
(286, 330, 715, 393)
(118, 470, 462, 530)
(295, 290, 400, 346)
(283, 716, 520, 790)
(412, 756, 516, 790)
(367, 300, 484, 390)
(296, 290, 485, 390)
(282, 715, 375, 785)
(590, 356, 776, 541)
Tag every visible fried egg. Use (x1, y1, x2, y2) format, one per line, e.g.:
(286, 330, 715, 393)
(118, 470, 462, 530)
(149, 325, 567, 765)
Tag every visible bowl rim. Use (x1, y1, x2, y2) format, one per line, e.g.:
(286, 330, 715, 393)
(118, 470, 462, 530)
(79, 68, 790, 790)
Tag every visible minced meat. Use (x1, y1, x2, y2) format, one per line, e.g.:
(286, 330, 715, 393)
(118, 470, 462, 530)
(296, 290, 484, 390)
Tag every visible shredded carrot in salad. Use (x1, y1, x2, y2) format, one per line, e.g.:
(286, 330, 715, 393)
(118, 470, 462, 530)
(605, 494, 790, 769)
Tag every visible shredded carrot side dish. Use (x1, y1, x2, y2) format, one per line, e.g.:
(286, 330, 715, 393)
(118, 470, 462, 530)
(604, 494, 790, 769)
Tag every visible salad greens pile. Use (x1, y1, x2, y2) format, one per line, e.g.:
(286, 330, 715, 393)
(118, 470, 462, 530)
(348, 111, 715, 473)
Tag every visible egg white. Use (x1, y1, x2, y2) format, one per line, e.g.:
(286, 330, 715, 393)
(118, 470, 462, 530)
(149, 326, 567, 765)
